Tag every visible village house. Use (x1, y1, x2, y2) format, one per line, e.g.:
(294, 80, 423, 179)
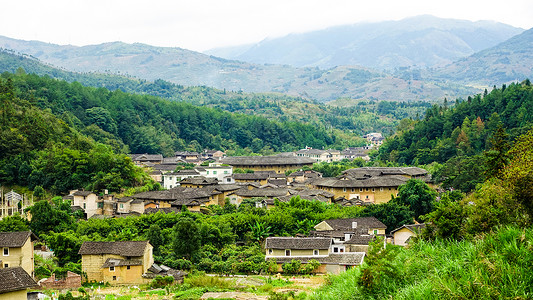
(312, 167, 432, 204)
(233, 173, 270, 185)
(0, 267, 38, 300)
(116, 197, 145, 215)
(295, 148, 342, 163)
(130, 154, 163, 166)
(391, 224, 426, 246)
(174, 151, 201, 163)
(310, 217, 387, 253)
(162, 169, 201, 189)
(0, 231, 38, 278)
(66, 189, 115, 219)
(227, 187, 291, 206)
(179, 176, 219, 188)
(287, 170, 323, 183)
(202, 150, 226, 161)
(221, 155, 315, 174)
(264, 237, 365, 274)
(79, 241, 154, 285)
(341, 147, 371, 161)
(196, 164, 233, 183)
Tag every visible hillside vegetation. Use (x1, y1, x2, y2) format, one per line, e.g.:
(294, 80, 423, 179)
(0, 77, 155, 194)
(376, 81, 533, 191)
(312, 126, 533, 299)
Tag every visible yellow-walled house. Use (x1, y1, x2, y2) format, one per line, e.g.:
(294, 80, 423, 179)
(79, 241, 154, 285)
(0, 231, 38, 278)
(0, 267, 37, 300)
(391, 224, 426, 246)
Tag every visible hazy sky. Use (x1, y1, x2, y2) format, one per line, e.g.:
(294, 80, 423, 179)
(3, 0, 533, 52)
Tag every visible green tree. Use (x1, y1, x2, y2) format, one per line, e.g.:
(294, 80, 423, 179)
(484, 124, 509, 179)
(146, 224, 164, 256)
(395, 179, 436, 222)
(172, 216, 200, 260)
(0, 215, 29, 231)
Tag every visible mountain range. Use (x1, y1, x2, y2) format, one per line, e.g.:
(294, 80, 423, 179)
(0, 15, 531, 103)
(206, 15, 523, 70)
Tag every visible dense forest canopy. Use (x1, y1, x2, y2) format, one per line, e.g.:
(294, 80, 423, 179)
(375, 81, 533, 192)
(1, 72, 348, 157)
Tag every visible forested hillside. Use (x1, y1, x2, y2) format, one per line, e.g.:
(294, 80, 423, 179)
(0, 50, 432, 136)
(1, 72, 347, 158)
(376, 80, 533, 191)
(0, 78, 155, 194)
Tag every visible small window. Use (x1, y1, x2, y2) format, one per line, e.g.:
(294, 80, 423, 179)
(120, 204, 124, 209)
(359, 188, 363, 192)
(4, 263, 8, 268)
(127, 266, 131, 270)
(343, 188, 346, 192)
(213, 171, 217, 175)
(351, 188, 355, 192)
(109, 266, 115, 272)
(380, 188, 384, 191)
(373, 229, 378, 235)
(285, 249, 291, 256)
(83, 203, 86, 209)
(333, 247, 339, 253)
(112, 276, 117, 280)
(268, 249, 273, 255)
(372, 188, 375, 192)
(3, 248, 8, 256)
(313, 249, 319, 256)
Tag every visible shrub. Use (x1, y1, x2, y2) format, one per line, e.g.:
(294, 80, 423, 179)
(150, 275, 174, 289)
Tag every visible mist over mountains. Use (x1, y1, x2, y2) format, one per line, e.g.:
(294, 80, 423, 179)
(0, 15, 531, 103)
(206, 15, 523, 70)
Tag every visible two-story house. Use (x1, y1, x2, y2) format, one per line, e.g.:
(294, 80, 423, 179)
(0, 231, 38, 278)
(79, 241, 154, 285)
(310, 217, 387, 253)
(264, 237, 365, 274)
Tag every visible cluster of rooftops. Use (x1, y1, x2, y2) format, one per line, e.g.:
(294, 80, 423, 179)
(64, 161, 432, 219)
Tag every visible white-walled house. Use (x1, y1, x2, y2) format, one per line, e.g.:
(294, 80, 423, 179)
(197, 164, 233, 183)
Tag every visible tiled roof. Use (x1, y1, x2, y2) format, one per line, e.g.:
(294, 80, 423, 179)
(390, 223, 426, 234)
(320, 217, 387, 230)
(232, 188, 290, 198)
(265, 237, 331, 250)
(0, 267, 38, 293)
(345, 234, 377, 245)
(269, 253, 365, 266)
(342, 167, 428, 178)
(180, 177, 218, 185)
(222, 155, 315, 166)
(72, 190, 93, 197)
(312, 175, 409, 188)
(131, 154, 163, 161)
(101, 258, 143, 268)
(78, 241, 149, 256)
(0, 231, 37, 247)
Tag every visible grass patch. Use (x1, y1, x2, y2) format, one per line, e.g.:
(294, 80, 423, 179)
(310, 226, 533, 299)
